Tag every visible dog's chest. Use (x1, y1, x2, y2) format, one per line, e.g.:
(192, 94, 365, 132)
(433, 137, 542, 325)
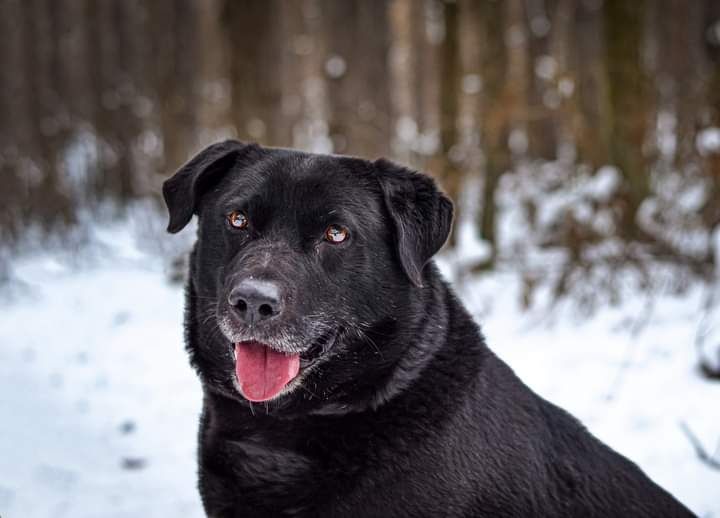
(198, 401, 449, 516)
(201, 426, 370, 516)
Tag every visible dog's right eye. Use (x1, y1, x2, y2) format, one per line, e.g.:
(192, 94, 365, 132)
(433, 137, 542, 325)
(227, 210, 249, 229)
(324, 224, 349, 244)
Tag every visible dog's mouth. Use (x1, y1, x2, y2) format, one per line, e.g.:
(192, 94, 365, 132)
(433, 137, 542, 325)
(232, 329, 338, 402)
(234, 341, 300, 402)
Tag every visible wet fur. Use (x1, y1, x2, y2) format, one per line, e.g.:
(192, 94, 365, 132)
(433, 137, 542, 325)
(164, 141, 694, 517)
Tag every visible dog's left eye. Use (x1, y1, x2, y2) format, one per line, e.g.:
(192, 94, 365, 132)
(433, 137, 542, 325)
(324, 224, 349, 244)
(227, 210, 249, 229)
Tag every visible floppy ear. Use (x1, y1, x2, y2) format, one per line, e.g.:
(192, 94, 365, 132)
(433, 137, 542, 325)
(162, 140, 254, 233)
(375, 158, 454, 287)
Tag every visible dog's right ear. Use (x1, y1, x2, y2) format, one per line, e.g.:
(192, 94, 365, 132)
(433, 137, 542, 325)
(162, 140, 254, 233)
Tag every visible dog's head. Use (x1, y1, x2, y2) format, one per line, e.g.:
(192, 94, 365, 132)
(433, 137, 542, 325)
(164, 140, 452, 414)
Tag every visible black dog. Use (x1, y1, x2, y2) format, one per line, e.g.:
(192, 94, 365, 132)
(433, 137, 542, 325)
(163, 140, 693, 517)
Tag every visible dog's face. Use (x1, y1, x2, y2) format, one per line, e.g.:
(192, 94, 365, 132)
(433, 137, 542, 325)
(163, 141, 452, 415)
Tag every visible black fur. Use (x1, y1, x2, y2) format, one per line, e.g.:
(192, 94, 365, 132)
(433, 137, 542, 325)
(164, 140, 694, 517)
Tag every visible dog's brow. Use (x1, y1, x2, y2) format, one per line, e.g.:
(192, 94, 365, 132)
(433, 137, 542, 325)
(221, 194, 251, 210)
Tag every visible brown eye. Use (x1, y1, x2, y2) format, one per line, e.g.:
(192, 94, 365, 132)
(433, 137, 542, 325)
(227, 210, 248, 229)
(324, 224, 348, 244)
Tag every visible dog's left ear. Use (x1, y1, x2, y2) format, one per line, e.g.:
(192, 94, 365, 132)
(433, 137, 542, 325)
(162, 140, 255, 233)
(375, 158, 454, 287)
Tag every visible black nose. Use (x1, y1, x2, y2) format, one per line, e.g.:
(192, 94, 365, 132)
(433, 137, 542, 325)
(227, 279, 282, 325)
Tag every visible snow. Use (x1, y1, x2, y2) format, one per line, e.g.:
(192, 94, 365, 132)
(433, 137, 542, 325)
(0, 227, 203, 517)
(584, 165, 621, 202)
(697, 127, 720, 155)
(1, 222, 719, 517)
(324, 55, 347, 79)
(461, 74, 482, 95)
(535, 55, 558, 81)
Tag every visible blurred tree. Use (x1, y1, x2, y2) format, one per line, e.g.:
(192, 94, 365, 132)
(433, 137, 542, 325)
(150, 0, 200, 173)
(702, 0, 720, 237)
(525, 0, 558, 161)
(21, 0, 75, 228)
(87, 0, 141, 201)
(572, 0, 610, 169)
(222, 0, 285, 147)
(475, 0, 511, 265)
(322, 0, 392, 158)
(435, 0, 462, 247)
(653, 0, 705, 170)
(0, 0, 28, 244)
(603, 0, 651, 239)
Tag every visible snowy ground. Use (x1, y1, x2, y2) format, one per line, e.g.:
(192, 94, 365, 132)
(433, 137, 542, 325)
(1, 222, 719, 517)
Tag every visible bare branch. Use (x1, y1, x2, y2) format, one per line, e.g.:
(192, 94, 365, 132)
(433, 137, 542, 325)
(679, 421, 720, 471)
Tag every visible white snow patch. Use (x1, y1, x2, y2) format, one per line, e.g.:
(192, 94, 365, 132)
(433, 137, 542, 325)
(324, 55, 347, 79)
(697, 127, 720, 156)
(0, 235, 203, 517)
(585, 166, 621, 201)
(535, 55, 557, 81)
(461, 74, 482, 95)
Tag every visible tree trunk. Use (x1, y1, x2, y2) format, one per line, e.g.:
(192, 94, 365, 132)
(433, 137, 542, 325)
(603, 0, 651, 238)
(434, 0, 462, 247)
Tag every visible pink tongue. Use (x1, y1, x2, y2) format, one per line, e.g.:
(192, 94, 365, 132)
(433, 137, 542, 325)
(235, 342, 300, 402)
